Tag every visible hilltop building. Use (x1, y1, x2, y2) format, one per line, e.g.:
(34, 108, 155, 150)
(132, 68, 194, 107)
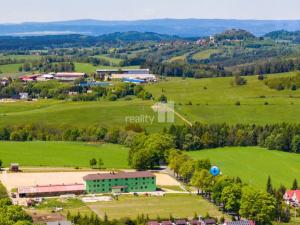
(83, 171, 156, 194)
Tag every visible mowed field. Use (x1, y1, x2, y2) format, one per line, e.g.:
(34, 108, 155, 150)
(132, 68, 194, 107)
(187, 146, 300, 189)
(87, 194, 225, 219)
(0, 141, 129, 168)
(146, 72, 300, 124)
(0, 99, 178, 131)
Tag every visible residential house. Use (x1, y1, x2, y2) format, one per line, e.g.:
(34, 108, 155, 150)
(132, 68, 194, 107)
(284, 190, 300, 206)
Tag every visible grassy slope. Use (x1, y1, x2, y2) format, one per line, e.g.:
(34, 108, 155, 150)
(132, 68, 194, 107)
(0, 141, 129, 168)
(187, 146, 300, 189)
(146, 72, 300, 124)
(94, 54, 123, 65)
(192, 49, 220, 60)
(87, 194, 225, 219)
(0, 63, 22, 73)
(0, 99, 177, 132)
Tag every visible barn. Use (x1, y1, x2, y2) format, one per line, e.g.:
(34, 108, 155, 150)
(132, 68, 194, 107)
(18, 183, 85, 198)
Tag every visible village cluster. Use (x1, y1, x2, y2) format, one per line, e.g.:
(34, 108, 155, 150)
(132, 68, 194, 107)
(0, 68, 157, 100)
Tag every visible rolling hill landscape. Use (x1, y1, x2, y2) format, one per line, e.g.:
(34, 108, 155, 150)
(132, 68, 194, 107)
(1, 2, 300, 223)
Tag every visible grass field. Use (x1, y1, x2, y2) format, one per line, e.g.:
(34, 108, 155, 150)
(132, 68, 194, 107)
(87, 194, 226, 219)
(0, 99, 178, 131)
(192, 49, 220, 60)
(0, 141, 129, 168)
(94, 54, 123, 65)
(146, 72, 300, 124)
(187, 146, 300, 189)
(168, 53, 189, 62)
(0, 54, 42, 61)
(0, 63, 22, 73)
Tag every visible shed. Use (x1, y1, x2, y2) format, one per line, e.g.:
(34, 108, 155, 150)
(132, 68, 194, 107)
(10, 163, 20, 172)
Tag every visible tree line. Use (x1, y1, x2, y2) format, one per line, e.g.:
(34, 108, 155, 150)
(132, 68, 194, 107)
(264, 73, 300, 90)
(167, 123, 300, 153)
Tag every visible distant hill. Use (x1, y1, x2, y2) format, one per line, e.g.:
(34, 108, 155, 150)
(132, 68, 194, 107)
(0, 32, 182, 50)
(1, 19, 300, 37)
(264, 30, 300, 43)
(215, 29, 256, 41)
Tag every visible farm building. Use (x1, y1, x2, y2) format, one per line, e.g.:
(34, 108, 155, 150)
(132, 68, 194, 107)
(36, 74, 54, 81)
(97, 68, 150, 76)
(19, 74, 40, 82)
(284, 190, 300, 206)
(111, 74, 156, 82)
(79, 81, 111, 87)
(83, 171, 156, 194)
(123, 78, 145, 84)
(18, 183, 85, 198)
(96, 69, 156, 81)
(54, 72, 86, 82)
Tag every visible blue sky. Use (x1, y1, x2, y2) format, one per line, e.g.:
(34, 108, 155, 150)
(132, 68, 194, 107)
(1, 0, 300, 23)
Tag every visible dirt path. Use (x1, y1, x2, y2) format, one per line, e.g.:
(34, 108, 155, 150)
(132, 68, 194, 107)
(152, 103, 193, 127)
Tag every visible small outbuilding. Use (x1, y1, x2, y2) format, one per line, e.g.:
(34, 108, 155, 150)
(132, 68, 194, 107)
(10, 163, 20, 172)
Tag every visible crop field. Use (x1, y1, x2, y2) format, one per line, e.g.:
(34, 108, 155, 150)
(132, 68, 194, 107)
(87, 194, 226, 219)
(187, 146, 300, 189)
(191, 49, 220, 60)
(146, 72, 300, 124)
(0, 141, 129, 168)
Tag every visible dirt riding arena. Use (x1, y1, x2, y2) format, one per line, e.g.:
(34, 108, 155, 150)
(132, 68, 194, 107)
(0, 171, 180, 191)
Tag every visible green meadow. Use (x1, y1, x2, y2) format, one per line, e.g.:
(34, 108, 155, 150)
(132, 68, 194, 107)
(0, 141, 129, 168)
(146, 72, 300, 124)
(0, 99, 177, 132)
(192, 49, 221, 60)
(187, 146, 300, 189)
(87, 194, 226, 219)
(0, 63, 22, 74)
(94, 54, 123, 65)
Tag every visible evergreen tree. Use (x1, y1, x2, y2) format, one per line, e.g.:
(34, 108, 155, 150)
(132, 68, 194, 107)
(292, 179, 298, 190)
(266, 176, 273, 194)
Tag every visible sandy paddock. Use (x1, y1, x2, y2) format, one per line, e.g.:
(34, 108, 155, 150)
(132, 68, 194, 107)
(0, 171, 180, 191)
